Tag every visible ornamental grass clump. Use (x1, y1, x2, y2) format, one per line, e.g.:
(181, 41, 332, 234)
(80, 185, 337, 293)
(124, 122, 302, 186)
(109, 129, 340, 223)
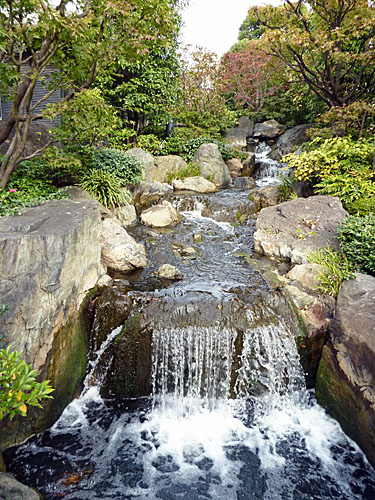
(79, 169, 132, 209)
(308, 246, 353, 297)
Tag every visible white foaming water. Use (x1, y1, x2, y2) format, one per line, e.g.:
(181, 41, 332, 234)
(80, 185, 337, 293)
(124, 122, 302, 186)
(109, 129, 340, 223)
(255, 142, 284, 187)
(181, 204, 236, 235)
(82, 326, 122, 392)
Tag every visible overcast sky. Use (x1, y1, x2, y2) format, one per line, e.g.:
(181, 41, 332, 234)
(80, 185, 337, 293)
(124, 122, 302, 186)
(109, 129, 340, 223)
(180, 0, 282, 57)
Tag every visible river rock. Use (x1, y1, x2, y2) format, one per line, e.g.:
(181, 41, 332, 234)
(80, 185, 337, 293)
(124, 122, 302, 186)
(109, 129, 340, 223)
(156, 264, 183, 280)
(226, 158, 243, 178)
(287, 263, 325, 292)
(316, 273, 375, 467)
(148, 155, 188, 183)
(140, 200, 180, 228)
(193, 144, 231, 187)
(125, 147, 154, 176)
(172, 176, 217, 193)
(233, 177, 257, 189)
(241, 152, 256, 176)
(254, 196, 348, 264)
(250, 185, 281, 211)
(253, 120, 286, 139)
(272, 124, 311, 160)
(238, 116, 254, 136)
(101, 217, 147, 271)
(113, 204, 137, 226)
(133, 181, 173, 211)
(0, 473, 42, 499)
(0, 199, 105, 448)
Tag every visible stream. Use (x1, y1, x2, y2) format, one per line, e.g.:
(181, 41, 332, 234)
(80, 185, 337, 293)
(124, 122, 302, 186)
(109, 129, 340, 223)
(4, 146, 375, 499)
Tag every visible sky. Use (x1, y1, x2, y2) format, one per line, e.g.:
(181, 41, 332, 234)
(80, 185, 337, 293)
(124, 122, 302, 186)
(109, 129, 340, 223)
(180, 0, 282, 57)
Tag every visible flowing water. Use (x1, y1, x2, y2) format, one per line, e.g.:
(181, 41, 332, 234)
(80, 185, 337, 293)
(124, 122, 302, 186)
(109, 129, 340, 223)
(4, 151, 375, 499)
(254, 142, 284, 187)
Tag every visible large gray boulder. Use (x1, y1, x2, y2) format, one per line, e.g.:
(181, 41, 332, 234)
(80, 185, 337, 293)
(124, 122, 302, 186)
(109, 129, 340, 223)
(147, 155, 188, 183)
(133, 181, 173, 211)
(316, 273, 375, 467)
(254, 196, 348, 264)
(272, 124, 311, 160)
(0, 200, 105, 448)
(222, 128, 247, 148)
(193, 144, 231, 187)
(0, 199, 105, 370)
(241, 152, 256, 176)
(253, 119, 286, 139)
(172, 176, 217, 193)
(101, 217, 147, 271)
(226, 158, 243, 178)
(0, 473, 42, 499)
(140, 200, 180, 228)
(125, 147, 155, 177)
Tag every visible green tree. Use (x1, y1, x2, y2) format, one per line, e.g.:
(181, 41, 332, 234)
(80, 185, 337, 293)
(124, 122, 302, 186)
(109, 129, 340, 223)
(259, 0, 375, 108)
(0, 0, 180, 189)
(238, 6, 266, 41)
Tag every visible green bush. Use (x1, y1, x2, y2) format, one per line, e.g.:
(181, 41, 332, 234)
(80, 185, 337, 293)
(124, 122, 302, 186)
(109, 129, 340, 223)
(308, 246, 353, 296)
(338, 214, 375, 275)
(79, 169, 132, 208)
(279, 174, 297, 201)
(285, 136, 375, 205)
(344, 196, 375, 216)
(0, 345, 54, 420)
(136, 134, 162, 155)
(88, 148, 143, 186)
(0, 184, 66, 217)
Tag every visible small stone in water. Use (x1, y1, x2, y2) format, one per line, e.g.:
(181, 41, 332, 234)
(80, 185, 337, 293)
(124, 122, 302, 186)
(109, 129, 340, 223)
(156, 264, 183, 280)
(193, 234, 202, 244)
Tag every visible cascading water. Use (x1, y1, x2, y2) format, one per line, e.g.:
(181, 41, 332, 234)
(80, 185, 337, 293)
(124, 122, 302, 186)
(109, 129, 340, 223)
(254, 142, 284, 187)
(4, 189, 375, 499)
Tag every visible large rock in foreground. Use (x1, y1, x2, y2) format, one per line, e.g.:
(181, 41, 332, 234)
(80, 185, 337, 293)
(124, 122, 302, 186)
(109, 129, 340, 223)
(254, 196, 348, 264)
(0, 200, 105, 447)
(316, 274, 375, 467)
(193, 144, 231, 187)
(101, 218, 147, 272)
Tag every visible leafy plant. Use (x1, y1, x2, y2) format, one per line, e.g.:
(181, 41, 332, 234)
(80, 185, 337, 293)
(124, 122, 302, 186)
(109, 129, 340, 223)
(0, 187, 66, 217)
(285, 136, 375, 205)
(136, 134, 162, 155)
(338, 214, 375, 276)
(162, 136, 238, 162)
(308, 246, 353, 297)
(88, 148, 143, 186)
(344, 197, 375, 216)
(166, 162, 201, 183)
(79, 169, 132, 208)
(0, 345, 54, 421)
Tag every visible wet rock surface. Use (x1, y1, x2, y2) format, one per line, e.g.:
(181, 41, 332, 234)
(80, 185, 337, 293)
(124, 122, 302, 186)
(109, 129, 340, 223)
(316, 273, 375, 467)
(133, 181, 173, 212)
(0, 473, 42, 499)
(254, 196, 348, 264)
(250, 185, 281, 211)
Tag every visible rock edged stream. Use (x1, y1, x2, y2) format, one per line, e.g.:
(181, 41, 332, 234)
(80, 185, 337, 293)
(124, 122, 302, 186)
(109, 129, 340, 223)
(4, 163, 375, 499)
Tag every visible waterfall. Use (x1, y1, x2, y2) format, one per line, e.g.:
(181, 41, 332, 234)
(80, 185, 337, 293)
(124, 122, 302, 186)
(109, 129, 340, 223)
(255, 142, 284, 187)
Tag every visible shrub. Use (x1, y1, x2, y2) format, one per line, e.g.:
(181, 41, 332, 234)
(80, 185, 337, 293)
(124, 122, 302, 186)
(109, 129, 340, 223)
(308, 246, 353, 296)
(136, 134, 162, 155)
(88, 148, 143, 186)
(0, 183, 66, 217)
(79, 169, 132, 208)
(344, 196, 375, 216)
(0, 345, 54, 420)
(284, 136, 375, 205)
(338, 214, 375, 276)
(279, 174, 297, 201)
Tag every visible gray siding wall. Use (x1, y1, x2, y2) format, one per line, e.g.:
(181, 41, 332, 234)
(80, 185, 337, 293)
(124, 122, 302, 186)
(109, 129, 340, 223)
(0, 64, 62, 125)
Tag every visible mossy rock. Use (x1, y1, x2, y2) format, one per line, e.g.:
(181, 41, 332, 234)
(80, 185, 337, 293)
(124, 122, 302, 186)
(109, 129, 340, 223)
(101, 313, 152, 398)
(316, 344, 375, 467)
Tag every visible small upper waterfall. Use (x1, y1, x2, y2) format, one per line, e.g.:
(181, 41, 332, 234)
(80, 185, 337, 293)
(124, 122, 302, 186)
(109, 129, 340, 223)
(255, 142, 284, 187)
